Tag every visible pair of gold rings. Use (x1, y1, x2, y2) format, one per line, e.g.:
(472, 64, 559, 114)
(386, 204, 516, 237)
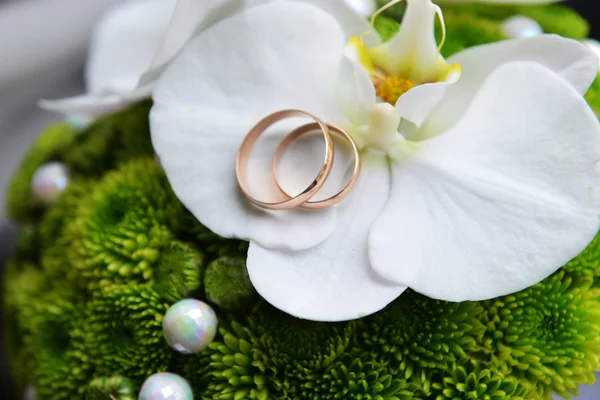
(236, 110, 361, 210)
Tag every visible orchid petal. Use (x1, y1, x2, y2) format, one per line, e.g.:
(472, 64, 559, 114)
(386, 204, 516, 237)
(87, 0, 176, 94)
(369, 0, 449, 82)
(338, 53, 377, 126)
(369, 61, 600, 301)
(422, 35, 599, 136)
(395, 81, 451, 129)
(139, 0, 239, 86)
(248, 152, 407, 322)
(38, 84, 153, 116)
(151, 2, 352, 250)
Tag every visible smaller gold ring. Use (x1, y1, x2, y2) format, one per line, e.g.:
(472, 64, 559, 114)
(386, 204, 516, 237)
(236, 110, 334, 210)
(273, 123, 361, 209)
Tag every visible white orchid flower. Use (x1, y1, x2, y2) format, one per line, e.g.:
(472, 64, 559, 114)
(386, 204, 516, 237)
(151, 0, 600, 321)
(39, 0, 372, 117)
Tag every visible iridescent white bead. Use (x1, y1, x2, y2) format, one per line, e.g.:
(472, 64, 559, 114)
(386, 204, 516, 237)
(138, 373, 193, 400)
(65, 113, 93, 130)
(502, 16, 543, 39)
(24, 385, 38, 400)
(163, 299, 218, 354)
(31, 162, 70, 204)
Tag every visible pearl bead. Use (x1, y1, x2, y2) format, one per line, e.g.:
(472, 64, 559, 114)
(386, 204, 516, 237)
(24, 385, 38, 400)
(31, 162, 70, 204)
(65, 113, 93, 130)
(163, 299, 218, 354)
(502, 16, 543, 39)
(139, 373, 193, 400)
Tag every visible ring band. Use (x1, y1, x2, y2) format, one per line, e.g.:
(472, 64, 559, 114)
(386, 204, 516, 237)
(272, 123, 361, 209)
(236, 110, 334, 210)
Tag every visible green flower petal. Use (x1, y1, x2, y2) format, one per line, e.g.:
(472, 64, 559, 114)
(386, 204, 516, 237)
(204, 256, 258, 311)
(359, 290, 485, 382)
(479, 272, 600, 399)
(84, 284, 171, 382)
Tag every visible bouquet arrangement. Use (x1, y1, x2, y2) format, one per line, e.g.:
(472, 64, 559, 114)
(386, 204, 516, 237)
(4, 0, 600, 399)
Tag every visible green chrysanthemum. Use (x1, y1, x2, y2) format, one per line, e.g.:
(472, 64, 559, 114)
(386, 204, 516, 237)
(6, 122, 76, 222)
(562, 233, 600, 278)
(187, 303, 356, 399)
(359, 290, 485, 389)
(65, 159, 186, 289)
(2, 261, 47, 387)
(38, 179, 94, 281)
(84, 284, 171, 382)
(85, 376, 136, 400)
(62, 101, 154, 177)
(153, 241, 204, 303)
(295, 355, 418, 400)
(479, 271, 600, 399)
(431, 361, 528, 400)
(204, 256, 258, 311)
(24, 289, 91, 400)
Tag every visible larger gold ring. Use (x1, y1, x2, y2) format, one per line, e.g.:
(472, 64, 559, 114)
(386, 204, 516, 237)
(236, 110, 334, 210)
(272, 123, 361, 209)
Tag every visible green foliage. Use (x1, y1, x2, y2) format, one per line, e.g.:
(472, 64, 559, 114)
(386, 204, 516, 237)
(204, 256, 258, 311)
(438, 3, 590, 40)
(431, 361, 528, 400)
(585, 75, 600, 118)
(65, 158, 186, 290)
(154, 241, 204, 303)
(24, 288, 91, 400)
(377, 1, 589, 41)
(5, 122, 76, 222)
(562, 232, 600, 278)
(62, 101, 154, 177)
(85, 284, 171, 382)
(85, 376, 136, 400)
(359, 290, 485, 389)
(479, 272, 600, 399)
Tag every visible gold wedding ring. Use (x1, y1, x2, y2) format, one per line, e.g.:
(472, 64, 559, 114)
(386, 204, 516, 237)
(236, 110, 334, 210)
(236, 110, 361, 211)
(272, 123, 361, 209)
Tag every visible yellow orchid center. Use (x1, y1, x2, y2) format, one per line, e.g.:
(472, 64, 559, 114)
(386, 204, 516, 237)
(347, 0, 460, 105)
(375, 76, 415, 104)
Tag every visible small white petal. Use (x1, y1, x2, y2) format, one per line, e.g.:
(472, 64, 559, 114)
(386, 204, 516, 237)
(422, 35, 599, 136)
(87, 0, 176, 94)
(152, 2, 351, 250)
(502, 16, 543, 39)
(139, 0, 240, 86)
(395, 81, 451, 129)
(39, 84, 153, 116)
(301, 0, 380, 46)
(369, 61, 600, 301)
(248, 152, 407, 322)
(338, 54, 376, 126)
